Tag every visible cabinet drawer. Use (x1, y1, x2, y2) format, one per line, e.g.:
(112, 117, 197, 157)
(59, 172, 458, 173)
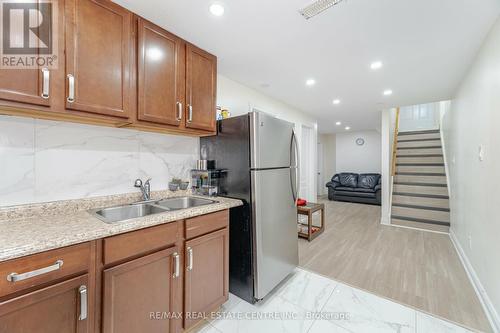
(185, 210, 229, 240)
(0, 242, 91, 298)
(103, 221, 182, 266)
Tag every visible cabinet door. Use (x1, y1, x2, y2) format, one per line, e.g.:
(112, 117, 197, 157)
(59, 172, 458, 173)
(0, 274, 90, 333)
(0, 69, 50, 107)
(137, 18, 185, 126)
(65, 0, 132, 118)
(102, 247, 182, 333)
(0, 0, 55, 107)
(185, 228, 229, 329)
(185, 44, 217, 132)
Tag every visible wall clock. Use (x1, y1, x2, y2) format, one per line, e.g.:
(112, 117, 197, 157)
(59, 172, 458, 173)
(356, 138, 365, 146)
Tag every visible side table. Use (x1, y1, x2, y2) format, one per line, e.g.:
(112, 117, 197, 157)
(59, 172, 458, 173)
(297, 202, 325, 241)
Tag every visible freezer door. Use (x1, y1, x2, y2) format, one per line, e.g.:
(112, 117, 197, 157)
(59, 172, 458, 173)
(250, 111, 294, 169)
(251, 168, 298, 300)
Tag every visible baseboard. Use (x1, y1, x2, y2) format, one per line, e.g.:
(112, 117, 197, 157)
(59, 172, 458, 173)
(449, 229, 500, 333)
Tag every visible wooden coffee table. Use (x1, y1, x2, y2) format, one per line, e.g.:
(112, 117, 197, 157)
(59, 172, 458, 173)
(297, 202, 325, 241)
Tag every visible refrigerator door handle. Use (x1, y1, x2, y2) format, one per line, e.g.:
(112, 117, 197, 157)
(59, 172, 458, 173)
(290, 130, 300, 204)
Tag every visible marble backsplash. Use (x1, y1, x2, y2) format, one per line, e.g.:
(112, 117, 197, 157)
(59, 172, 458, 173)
(0, 115, 199, 207)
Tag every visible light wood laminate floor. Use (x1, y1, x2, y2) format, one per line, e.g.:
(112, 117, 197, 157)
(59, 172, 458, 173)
(299, 199, 491, 332)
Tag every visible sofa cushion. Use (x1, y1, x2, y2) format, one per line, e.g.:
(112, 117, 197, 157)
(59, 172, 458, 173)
(339, 173, 358, 187)
(358, 174, 381, 189)
(335, 187, 375, 193)
(335, 186, 355, 192)
(353, 187, 376, 193)
(334, 191, 376, 198)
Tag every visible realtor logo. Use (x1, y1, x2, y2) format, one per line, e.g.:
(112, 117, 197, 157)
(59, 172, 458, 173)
(0, 0, 58, 69)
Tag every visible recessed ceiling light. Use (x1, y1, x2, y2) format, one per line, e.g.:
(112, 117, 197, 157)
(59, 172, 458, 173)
(306, 79, 316, 86)
(335, 121, 342, 126)
(370, 61, 383, 70)
(333, 99, 341, 105)
(209, 3, 225, 16)
(383, 89, 393, 96)
(345, 126, 351, 130)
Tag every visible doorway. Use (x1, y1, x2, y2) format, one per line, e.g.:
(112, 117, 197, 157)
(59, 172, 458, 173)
(317, 141, 324, 196)
(299, 125, 314, 201)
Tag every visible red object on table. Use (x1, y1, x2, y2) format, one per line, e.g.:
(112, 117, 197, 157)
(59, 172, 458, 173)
(296, 198, 307, 206)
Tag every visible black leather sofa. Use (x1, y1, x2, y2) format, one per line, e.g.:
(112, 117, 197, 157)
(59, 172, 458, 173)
(326, 173, 381, 205)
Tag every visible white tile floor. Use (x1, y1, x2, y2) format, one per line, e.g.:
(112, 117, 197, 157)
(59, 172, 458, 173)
(192, 268, 475, 333)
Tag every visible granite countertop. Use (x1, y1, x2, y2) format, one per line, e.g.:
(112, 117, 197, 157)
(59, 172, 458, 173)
(0, 190, 242, 263)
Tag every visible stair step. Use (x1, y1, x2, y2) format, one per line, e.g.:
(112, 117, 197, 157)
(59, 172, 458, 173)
(393, 184, 449, 196)
(398, 137, 441, 143)
(397, 148, 443, 155)
(391, 218, 449, 233)
(397, 163, 444, 167)
(396, 165, 445, 175)
(394, 174, 447, 185)
(397, 140, 442, 148)
(391, 215, 450, 227)
(392, 195, 449, 209)
(392, 206, 450, 223)
(392, 203, 449, 212)
(397, 132, 441, 141)
(396, 156, 444, 164)
(398, 129, 440, 135)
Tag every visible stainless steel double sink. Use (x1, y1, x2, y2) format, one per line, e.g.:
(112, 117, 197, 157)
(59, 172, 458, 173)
(89, 196, 216, 224)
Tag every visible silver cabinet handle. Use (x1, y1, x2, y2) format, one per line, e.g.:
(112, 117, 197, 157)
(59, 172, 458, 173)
(7, 259, 64, 282)
(187, 247, 193, 271)
(173, 252, 180, 278)
(187, 104, 193, 123)
(78, 285, 87, 321)
(176, 102, 183, 121)
(41, 68, 50, 99)
(67, 74, 75, 103)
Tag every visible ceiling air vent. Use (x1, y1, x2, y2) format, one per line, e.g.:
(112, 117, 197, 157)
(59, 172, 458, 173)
(299, 0, 344, 19)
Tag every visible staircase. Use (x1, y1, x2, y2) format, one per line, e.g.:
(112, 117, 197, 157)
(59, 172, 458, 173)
(391, 129, 450, 233)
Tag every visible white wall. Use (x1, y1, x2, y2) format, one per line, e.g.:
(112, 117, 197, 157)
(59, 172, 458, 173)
(399, 102, 441, 132)
(0, 116, 198, 207)
(380, 109, 396, 225)
(217, 74, 319, 202)
(442, 16, 500, 332)
(319, 134, 336, 190)
(335, 130, 381, 174)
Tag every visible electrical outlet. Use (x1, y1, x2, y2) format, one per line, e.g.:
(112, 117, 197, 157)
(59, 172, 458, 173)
(468, 235, 472, 250)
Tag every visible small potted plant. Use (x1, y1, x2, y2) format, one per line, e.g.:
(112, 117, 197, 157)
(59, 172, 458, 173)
(179, 179, 190, 190)
(169, 178, 182, 191)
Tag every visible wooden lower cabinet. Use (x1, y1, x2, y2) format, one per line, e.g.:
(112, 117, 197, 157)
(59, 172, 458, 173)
(184, 228, 229, 329)
(0, 274, 91, 333)
(102, 247, 182, 333)
(0, 210, 230, 333)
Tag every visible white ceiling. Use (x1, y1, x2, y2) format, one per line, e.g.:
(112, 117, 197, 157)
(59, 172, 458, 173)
(113, 0, 500, 133)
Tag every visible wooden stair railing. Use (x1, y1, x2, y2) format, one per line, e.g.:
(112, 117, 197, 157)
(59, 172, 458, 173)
(391, 107, 400, 176)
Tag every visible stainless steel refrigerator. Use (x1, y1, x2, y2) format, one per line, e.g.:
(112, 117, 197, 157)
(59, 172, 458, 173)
(200, 111, 299, 303)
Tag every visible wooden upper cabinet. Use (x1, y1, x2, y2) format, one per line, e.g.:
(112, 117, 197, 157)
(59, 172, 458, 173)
(0, 0, 65, 108)
(102, 247, 182, 333)
(0, 274, 90, 333)
(137, 18, 185, 127)
(184, 228, 229, 329)
(0, 69, 50, 107)
(64, 0, 133, 119)
(185, 44, 217, 132)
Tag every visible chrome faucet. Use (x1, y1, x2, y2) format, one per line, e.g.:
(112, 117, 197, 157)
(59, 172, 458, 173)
(134, 178, 152, 201)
